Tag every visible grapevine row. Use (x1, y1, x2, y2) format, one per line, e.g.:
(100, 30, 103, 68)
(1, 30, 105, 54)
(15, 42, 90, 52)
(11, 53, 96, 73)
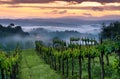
(0, 46, 21, 79)
(35, 38, 120, 79)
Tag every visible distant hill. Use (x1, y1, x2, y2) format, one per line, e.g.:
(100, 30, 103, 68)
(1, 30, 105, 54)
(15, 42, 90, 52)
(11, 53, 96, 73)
(0, 18, 118, 26)
(0, 23, 29, 37)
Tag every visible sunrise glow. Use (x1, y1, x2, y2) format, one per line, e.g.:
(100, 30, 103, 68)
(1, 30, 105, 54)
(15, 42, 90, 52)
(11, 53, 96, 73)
(0, 0, 120, 19)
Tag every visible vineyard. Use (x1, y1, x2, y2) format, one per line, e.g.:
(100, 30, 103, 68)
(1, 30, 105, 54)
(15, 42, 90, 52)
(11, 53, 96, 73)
(35, 38, 120, 79)
(0, 46, 21, 79)
(0, 37, 120, 79)
(19, 49, 61, 79)
(0, 48, 61, 79)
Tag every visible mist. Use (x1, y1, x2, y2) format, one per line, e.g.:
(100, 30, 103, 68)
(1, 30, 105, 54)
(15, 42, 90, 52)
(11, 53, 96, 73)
(0, 26, 100, 51)
(0, 18, 110, 51)
(22, 24, 101, 34)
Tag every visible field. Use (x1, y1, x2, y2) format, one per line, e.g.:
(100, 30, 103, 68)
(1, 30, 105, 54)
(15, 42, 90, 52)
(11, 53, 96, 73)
(19, 49, 61, 79)
(35, 39, 120, 79)
(0, 40, 120, 79)
(18, 49, 119, 79)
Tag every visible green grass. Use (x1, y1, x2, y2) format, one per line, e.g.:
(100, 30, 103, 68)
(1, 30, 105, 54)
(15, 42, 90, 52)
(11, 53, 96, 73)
(18, 49, 119, 79)
(19, 49, 61, 79)
(57, 54, 119, 79)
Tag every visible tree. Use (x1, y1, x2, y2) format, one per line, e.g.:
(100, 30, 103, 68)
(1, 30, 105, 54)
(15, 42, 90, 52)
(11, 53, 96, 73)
(0, 24, 29, 38)
(101, 21, 120, 40)
(15, 26, 23, 32)
(7, 23, 14, 28)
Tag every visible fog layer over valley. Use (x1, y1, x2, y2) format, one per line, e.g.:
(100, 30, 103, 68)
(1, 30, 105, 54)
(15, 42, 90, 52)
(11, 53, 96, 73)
(0, 19, 116, 50)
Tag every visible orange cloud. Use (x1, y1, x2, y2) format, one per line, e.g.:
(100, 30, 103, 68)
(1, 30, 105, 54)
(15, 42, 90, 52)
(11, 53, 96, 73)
(0, 0, 120, 4)
(0, 1, 120, 19)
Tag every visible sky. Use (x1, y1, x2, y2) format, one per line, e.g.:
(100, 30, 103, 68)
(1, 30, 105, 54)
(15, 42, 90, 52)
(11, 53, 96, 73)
(0, 0, 120, 19)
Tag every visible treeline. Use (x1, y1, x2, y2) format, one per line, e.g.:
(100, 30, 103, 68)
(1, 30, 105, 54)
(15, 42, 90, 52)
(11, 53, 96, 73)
(0, 23, 29, 37)
(31, 28, 83, 40)
(35, 37, 120, 79)
(101, 21, 120, 40)
(0, 45, 21, 79)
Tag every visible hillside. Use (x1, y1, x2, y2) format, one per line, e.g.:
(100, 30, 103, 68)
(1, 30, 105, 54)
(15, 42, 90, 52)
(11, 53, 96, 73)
(0, 23, 29, 37)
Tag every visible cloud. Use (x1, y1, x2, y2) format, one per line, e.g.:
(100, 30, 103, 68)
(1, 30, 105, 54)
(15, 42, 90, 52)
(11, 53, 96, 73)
(69, 0, 120, 4)
(51, 10, 58, 13)
(92, 6, 120, 11)
(83, 13, 92, 17)
(63, 15, 120, 20)
(0, 0, 54, 4)
(59, 10, 67, 14)
(6, 5, 120, 11)
(47, 10, 67, 14)
(92, 7, 104, 11)
(0, 0, 120, 4)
